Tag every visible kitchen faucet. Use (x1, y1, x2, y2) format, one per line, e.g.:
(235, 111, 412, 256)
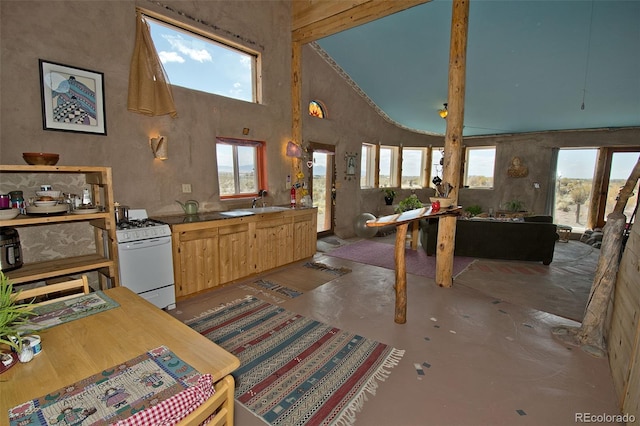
(252, 189, 267, 208)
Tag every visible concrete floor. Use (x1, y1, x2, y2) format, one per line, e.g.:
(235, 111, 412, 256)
(170, 238, 622, 426)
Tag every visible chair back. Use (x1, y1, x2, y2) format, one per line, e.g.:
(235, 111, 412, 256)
(14, 275, 90, 306)
(177, 375, 235, 426)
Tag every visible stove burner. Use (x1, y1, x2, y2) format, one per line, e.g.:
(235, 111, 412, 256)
(117, 219, 167, 230)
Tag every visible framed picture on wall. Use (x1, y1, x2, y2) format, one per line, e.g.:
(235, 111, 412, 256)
(39, 59, 107, 135)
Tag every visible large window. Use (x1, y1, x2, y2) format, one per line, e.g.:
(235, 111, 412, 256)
(379, 146, 399, 188)
(145, 14, 258, 102)
(555, 148, 597, 231)
(464, 147, 495, 188)
(401, 147, 428, 189)
(216, 137, 266, 198)
(360, 144, 376, 188)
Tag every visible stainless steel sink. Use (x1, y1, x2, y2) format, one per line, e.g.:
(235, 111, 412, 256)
(219, 210, 256, 217)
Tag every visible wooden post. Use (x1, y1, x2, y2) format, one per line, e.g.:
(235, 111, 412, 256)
(394, 222, 409, 324)
(435, 0, 469, 288)
(586, 148, 608, 230)
(291, 41, 302, 179)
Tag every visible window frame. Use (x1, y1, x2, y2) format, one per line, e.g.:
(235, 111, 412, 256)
(463, 146, 496, 189)
(378, 145, 399, 188)
(401, 147, 430, 189)
(140, 8, 261, 104)
(360, 143, 376, 188)
(216, 137, 267, 199)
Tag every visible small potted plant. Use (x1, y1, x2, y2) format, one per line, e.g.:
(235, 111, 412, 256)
(0, 272, 36, 361)
(381, 188, 397, 205)
(395, 194, 424, 213)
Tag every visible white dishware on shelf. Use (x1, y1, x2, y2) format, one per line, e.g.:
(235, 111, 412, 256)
(0, 208, 19, 220)
(35, 190, 61, 198)
(33, 200, 58, 207)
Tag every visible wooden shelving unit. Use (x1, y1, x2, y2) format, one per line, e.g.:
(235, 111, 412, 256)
(0, 165, 119, 288)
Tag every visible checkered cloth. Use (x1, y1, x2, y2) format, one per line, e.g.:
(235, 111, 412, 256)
(113, 374, 214, 426)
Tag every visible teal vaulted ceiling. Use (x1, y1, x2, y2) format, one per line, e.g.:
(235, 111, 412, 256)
(316, 0, 640, 137)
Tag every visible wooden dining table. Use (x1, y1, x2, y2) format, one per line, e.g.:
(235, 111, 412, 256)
(366, 206, 461, 324)
(0, 286, 240, 426)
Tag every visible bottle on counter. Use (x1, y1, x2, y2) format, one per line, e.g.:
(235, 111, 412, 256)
(290, 186, 296, 208)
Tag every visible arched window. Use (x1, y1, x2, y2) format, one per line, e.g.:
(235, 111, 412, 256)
(308, 100, 326, 118)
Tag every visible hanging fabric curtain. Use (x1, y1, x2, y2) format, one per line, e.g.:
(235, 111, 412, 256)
(127, 11, 177, 118)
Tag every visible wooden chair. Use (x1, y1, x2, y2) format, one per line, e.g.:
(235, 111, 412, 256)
(14, 275, 90, 306)
(177, 375, 235, 426)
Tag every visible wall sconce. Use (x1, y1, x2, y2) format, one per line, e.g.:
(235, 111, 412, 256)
(286, 140, 302, 158)
(149, 136, 168, 160)
(438, 103, 448, 119)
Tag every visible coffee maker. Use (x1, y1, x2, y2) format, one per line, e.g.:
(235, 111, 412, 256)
(0, 227, 23, 272)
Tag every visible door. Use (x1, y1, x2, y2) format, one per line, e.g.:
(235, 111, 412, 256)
(308, 143, 335, 236)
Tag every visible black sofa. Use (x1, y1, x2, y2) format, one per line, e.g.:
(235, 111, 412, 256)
(419, 216, 559, 264)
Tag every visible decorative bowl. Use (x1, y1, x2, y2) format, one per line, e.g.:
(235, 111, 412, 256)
(22, 152, 59, 166)
(33, 200, 58, 207)
(35, 190, 61, 198)
(430, 197, 455, 208)
(0, 208, 20, 220)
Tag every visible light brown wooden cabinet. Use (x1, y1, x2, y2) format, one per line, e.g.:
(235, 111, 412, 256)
(170, 208, 316, 299)
(0, 165, 119, 289)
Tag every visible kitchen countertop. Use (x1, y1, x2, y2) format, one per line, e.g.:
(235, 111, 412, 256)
(152, 206, 315, 225)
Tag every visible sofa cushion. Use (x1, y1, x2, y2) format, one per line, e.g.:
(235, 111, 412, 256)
(420, 218, 558, 264)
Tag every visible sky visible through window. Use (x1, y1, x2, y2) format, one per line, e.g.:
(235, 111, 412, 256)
(146, 17, 254, 102)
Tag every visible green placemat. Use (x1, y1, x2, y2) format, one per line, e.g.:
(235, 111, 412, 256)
(23, 291, 119, 331)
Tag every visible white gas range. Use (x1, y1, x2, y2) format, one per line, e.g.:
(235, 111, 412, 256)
(116, 209, 176, 310)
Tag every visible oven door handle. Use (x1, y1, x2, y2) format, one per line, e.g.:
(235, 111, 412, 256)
(119, 238, 171, 250)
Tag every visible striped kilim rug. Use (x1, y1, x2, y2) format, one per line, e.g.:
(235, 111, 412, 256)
(187, 296, 404, 426)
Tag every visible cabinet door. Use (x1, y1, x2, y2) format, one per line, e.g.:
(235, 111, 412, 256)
(292, 212, 317, 261)
(174, 228, 219, 297)
(254, 216, 293, 273)
(218, 223, 252, 284)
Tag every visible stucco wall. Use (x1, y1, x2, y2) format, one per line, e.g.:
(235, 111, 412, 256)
(0, 0, 293, 217)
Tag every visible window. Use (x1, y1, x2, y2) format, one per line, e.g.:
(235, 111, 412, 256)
(308, 100, 326, 118)
(464, 147, 495, 188)
(379, 146, 399, 187)
(145, 14, 258, 102)
(360, 143, 375, 188)
(401, 147, 429, 189)
(555, 148, 597, 231)
(216, 137, 266, 198)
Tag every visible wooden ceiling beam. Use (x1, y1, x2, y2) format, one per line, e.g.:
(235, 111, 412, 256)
(292, 0, 431, 44)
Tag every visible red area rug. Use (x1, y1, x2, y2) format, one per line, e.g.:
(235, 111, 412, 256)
(326, 239, 476, 278)
(188, 296, 404, 426)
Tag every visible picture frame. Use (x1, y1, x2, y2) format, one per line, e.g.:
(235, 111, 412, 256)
(345, 152, 358, 179)
(39, 59, 107, 135)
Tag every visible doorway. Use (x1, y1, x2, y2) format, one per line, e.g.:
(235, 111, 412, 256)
(308, 143, 335, 236)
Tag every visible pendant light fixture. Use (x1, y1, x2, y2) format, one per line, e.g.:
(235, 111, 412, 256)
(438, 103, 448, 119)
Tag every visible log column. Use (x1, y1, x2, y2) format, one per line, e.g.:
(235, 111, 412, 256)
(435, 0, 469, 288)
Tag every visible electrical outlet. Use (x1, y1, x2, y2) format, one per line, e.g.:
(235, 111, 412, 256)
(533, 182, 540, 189)
(182, 183, 192, 193)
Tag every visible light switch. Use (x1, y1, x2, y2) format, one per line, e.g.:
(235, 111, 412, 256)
(182, 183, 192, 193)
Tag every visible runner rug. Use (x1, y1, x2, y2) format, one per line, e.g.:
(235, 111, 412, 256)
(242, 262, 352, 303)
(8, 346, 210, 426)
(326, 239, 476, 278)
(21, 291, 119, 331)
(188, 296, 404, 426)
